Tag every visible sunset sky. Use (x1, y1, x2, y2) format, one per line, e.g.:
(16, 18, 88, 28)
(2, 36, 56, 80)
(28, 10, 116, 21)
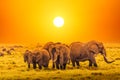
(0, 0, 120, 44)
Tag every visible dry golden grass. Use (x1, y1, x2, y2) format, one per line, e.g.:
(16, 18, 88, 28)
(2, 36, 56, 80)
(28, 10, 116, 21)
(0, 43, 120, 80)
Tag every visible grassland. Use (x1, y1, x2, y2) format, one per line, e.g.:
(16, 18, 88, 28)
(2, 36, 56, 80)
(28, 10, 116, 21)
(0, 43, 120, 80)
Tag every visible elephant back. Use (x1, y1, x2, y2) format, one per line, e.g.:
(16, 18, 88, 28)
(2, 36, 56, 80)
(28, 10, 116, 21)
(70, 42, 84, 56)
(41, 49, 50, 60)
(43, 42, 54, 51)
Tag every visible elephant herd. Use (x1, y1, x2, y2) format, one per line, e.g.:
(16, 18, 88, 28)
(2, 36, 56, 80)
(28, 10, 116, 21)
(24, 41, 114, 70)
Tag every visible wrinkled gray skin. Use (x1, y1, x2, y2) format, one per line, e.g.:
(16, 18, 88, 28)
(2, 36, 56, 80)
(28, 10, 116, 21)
(24, 49, 50, 69)
(51, 44, 70, 69)
(70, 41, 114, 67)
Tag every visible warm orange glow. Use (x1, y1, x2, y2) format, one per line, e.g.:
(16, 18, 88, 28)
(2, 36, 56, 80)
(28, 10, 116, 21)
(0, 0, 120, 44)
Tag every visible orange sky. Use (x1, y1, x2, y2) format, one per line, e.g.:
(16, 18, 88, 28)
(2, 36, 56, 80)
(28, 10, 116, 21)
(0, 0, 120, 44)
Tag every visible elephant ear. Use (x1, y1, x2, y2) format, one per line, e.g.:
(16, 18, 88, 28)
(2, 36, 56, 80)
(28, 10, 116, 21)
(88, 44, 99, 54)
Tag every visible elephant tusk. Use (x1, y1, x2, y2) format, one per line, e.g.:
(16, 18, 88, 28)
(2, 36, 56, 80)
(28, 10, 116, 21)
(53, 58, 57, 63)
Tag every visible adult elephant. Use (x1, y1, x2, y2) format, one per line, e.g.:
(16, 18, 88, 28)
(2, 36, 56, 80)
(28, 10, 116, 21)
(70, 41, 114, 67)
(51, 44, 70, 69)
(43, 42, 62, 68)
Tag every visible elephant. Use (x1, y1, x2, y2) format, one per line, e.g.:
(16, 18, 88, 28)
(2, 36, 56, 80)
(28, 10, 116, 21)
(24, 49, 50, 69)
(70, 41, 114, 67)
(51, 43, 70, 69)
(23, 50, 36, 69)
(43, 42, 59, 67)
(33, 49, 50, 69)
(43, 42, 70, 69)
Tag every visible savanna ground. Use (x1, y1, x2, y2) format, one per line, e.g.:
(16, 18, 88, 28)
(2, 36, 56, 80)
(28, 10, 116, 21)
(0, 43, 120, 80)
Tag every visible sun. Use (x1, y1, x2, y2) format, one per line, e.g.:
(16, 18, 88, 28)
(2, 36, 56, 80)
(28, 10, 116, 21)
(53, 17, 64, 27)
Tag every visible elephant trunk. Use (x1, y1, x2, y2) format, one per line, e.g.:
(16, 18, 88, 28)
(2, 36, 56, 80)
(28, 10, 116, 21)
(103, 54, 114, 63)
(102, 48, 114, 63)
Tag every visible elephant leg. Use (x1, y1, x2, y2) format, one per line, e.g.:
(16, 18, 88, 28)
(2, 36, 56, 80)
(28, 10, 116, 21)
(33, 62, 36, 69)
(28, 63, 30, 68)
(38, 61, 42, 69)
(56, 62, 59, 69)
(71, 60, 75, 67)
(52, 62, 55, 69)
(60, 65, 63, 70)
(60, 56, 63, 70)
(90, 57, 98, 67)
(76, 61, 80, 67)
(38, 63, 42, 69)
(39, 65, 42, 69)
(89, 60, 92, 67)
(94, 63, 98, 67)
(63, 63, 66, 69)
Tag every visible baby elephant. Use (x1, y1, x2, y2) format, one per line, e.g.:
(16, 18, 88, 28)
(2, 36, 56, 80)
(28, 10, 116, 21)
(24, 50, 35, 68)
(24, 49, 50, 69)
